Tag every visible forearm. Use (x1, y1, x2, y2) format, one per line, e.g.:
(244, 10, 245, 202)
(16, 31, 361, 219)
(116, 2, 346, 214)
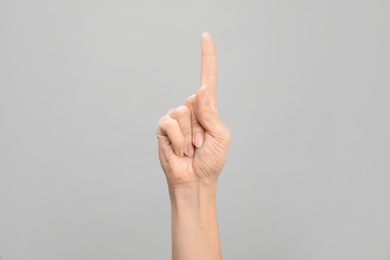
(169, 181, 222, 260)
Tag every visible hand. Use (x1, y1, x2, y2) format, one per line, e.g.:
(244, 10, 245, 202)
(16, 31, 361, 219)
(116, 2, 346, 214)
(156, 32, 231, 189)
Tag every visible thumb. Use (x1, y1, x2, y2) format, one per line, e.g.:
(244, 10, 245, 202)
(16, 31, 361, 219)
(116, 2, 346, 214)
(194, 84, 226, 138)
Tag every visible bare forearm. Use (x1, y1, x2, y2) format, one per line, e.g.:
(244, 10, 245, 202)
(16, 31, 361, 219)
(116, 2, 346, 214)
(169, 181, 222, 260)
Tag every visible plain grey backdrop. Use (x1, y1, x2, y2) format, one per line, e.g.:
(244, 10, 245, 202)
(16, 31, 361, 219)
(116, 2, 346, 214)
(1, 0, 389, 259)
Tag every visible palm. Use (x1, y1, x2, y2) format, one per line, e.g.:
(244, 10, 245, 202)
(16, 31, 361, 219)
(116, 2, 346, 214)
(165, 131, 229, 186)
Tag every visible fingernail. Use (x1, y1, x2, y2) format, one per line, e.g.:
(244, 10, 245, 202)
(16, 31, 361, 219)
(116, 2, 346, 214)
(186, 143, 194, 158)
(194, 133, 203, 148)
(202, 31, 210, 38)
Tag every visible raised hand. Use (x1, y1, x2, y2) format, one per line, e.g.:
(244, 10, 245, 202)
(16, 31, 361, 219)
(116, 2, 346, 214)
(157, 32, 229, 260)
(156, 32, 231, 189)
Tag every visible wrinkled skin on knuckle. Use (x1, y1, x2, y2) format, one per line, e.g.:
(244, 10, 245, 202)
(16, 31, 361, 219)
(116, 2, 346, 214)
(165, 119, 177, 135)
(202, 69, 217, 79)
(191, 121, 201, 129)
(156, 116, 166, 138)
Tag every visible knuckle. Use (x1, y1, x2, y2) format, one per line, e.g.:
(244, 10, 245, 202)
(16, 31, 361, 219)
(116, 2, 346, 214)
(167, 108, 175, 116)
(156, 115, 170, 137)
(185, 94, 196, 104)
(191, 121, 202, 130)
(157, 116, 165, 126)
(156, 118, 164, 133)
(165, 119, 177, 130)
(202, 69, 217, 78)
(217, 123, 231, 141)
(158, 114, 169, 126)
(226, 128, 232, 140)
(176, 105, 190, 117)
(183, 131, 192, 139)
(169, 105, 190, 119)
(223, 127, 232, 141)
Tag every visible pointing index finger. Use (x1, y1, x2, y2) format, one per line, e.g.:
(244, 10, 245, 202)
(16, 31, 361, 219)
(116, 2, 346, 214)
(200, 32, 218, 98)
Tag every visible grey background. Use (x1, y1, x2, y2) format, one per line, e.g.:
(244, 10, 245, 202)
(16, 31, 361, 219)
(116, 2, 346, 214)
(0, 0, 389, 259)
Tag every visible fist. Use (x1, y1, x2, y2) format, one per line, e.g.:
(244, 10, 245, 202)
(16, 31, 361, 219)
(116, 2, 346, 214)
(156, 32, 231, 189)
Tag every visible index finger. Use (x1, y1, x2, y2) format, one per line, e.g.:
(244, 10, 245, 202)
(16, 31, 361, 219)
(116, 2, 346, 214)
(200, 31, 218, 98)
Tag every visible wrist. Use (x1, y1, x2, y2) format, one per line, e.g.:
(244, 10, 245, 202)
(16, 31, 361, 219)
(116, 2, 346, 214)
(169, 177, 222, 260)
(169, 178, 219, 235)
(168, 177, 218, 205)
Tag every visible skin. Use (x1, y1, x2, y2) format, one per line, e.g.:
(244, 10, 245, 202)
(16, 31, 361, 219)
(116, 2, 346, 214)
(156, 32, 231, 260)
